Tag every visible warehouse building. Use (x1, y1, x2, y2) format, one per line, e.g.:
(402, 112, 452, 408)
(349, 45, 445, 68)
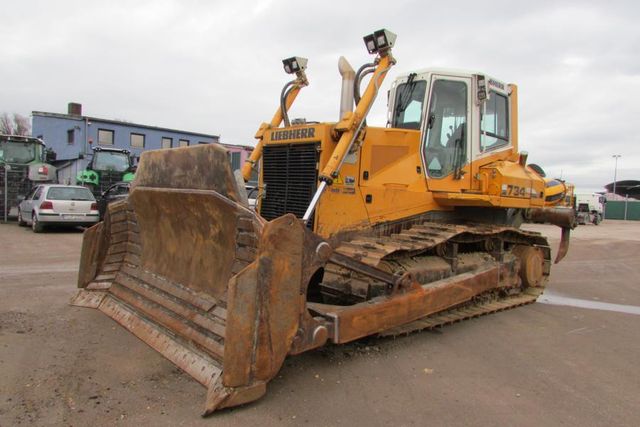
(32, 103, 252, 184)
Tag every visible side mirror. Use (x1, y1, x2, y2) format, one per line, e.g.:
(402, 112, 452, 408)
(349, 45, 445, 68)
(45, 148, 57, 163)
(17, 195, 25, 202)
(475, 74, 487, 104)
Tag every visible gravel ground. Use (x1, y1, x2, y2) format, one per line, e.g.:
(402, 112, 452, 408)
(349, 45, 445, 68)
(1, 220, 639, 426)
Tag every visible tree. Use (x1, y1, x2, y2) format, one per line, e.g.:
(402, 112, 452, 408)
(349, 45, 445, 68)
(0, 113, 31, 136)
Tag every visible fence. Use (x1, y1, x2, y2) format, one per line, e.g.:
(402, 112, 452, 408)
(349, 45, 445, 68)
(604, 200, 640, 221)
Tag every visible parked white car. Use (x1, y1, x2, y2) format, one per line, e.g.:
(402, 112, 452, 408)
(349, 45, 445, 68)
(17, 184, 100, 232)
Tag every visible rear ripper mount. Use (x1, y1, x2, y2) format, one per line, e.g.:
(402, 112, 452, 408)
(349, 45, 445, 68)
(72, 144, 552, 415)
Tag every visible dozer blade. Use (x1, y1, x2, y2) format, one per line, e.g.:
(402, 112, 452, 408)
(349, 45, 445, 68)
(71, 144, 317, 415)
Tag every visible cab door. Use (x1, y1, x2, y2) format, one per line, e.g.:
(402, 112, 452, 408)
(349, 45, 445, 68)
(421, 75, 473, 192)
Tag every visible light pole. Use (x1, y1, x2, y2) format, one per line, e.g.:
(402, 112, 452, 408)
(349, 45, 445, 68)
(3, 164, 10, 223)
(612, 154, 621, 197)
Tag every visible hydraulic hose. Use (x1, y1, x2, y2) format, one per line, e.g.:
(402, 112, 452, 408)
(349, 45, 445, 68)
(280, 80, 296, 127)
(354, 63, 376, 105)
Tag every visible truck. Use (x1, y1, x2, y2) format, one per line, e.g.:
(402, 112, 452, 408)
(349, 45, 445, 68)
(0, 134, 57, 219)
(71, 29, 574, 414)
(575, 193, 605, 225)
(76, 146, 136, 197)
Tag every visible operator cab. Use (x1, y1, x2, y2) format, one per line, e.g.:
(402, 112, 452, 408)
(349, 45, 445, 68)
(388, 69, 513, 187)
(0, 135, 46, 164)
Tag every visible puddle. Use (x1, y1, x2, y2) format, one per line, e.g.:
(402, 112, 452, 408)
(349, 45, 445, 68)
(538, 291, 640, 316)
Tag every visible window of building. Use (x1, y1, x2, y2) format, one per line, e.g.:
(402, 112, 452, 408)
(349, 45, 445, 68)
(130, 133, 145, 148)
(179, 139, 189, 147)
(198, 141, 208, 145)
(480, 91, 509, 151)
(230, 152, 241, 171)
(98, 129, 114, 145)
(67, 129, 74, 144)
(161, 137, 173, 149)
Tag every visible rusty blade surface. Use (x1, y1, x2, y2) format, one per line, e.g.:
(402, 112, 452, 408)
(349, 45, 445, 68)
(69, 289, 107, 308)
(100, 294, 223, 388)
(132, 143, 242, 202)
(129, 187, 252, 298)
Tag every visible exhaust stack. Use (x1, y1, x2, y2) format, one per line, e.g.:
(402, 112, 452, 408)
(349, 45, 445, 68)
(338, 56, 355, 121)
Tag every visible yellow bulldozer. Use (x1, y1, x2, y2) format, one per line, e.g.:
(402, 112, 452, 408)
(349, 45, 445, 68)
(71, 29, 575, 415)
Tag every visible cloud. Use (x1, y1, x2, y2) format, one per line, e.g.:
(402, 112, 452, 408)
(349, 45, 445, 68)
(1, 0, 638, 191)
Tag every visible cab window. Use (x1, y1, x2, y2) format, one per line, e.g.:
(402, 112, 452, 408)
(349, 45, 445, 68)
(480, 91, 509, 151)
(392, 77, 427, 130)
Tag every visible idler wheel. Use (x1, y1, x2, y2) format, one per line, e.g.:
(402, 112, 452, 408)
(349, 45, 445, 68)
(512, 245, 545, 288)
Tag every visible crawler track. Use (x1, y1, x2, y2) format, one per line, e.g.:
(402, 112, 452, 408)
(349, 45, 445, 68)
(380, 287, 543, 337)
(320, 221, 550, 336)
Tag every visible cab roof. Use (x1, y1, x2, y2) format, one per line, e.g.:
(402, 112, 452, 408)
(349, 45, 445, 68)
(92, 146, 130, 154)
(392, 68, 508, 89)
(0, 134, 46, 146)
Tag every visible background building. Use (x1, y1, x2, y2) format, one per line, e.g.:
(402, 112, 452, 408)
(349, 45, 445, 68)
(32, 103, 253, 184)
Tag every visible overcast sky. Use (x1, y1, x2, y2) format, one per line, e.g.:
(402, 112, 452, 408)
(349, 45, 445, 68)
(2, 0, 639, 192)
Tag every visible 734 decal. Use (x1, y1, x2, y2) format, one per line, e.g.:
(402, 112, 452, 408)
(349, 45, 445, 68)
(501, 184, 530, 198)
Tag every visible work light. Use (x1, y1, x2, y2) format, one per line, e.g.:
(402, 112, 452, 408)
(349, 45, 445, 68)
(282, 56, 308, 74)
(363, 29, 396, 54)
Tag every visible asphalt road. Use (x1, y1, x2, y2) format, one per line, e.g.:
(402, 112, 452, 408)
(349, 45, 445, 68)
(1, 221, 639, 426)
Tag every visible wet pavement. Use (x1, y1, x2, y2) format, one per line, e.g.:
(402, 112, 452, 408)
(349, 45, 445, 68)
(539, 291, 640, 316)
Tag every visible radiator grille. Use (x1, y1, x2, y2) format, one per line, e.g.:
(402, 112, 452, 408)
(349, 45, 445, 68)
(99, 170, 126, 195)
(261, 142, 319, 228)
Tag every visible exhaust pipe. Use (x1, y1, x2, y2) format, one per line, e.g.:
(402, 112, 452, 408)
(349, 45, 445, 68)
(338, 56, 355, 121)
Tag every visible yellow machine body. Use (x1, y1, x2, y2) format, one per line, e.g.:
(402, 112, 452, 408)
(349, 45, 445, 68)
(257, 71, 549, 238)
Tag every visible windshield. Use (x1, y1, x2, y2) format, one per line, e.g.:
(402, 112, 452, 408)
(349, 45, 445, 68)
(392, 76, 427, 130)
(47, 187, 95, 201)
(0, 141, 38, 163)
(93, 151, 130, 172)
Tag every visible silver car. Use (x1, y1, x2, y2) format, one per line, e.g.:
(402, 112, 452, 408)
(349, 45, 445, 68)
(18, 184, 100, 232)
